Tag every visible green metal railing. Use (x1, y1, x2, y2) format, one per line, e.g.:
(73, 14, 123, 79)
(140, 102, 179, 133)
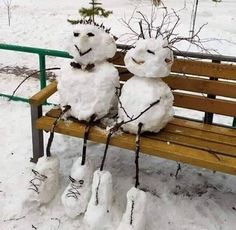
(0, 43, 72, 102)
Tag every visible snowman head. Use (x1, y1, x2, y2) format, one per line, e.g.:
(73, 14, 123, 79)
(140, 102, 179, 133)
(124, 37, 173, 78)
(69, 23, 117, 65)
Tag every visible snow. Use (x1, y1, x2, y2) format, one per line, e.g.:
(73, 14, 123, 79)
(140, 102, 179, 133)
(1, 0, 236, 230)
(61, 157, 94, 218)
(124, 38, 173, 78)
(119, 38, 174, 134)
(23, 155, 60, 205)
(58, 61, 119, 121)
(84, 170, 113, 230)
(117, 187, 147, 230)
(119, 77, 174, 133)
(68, 24, 117, 66)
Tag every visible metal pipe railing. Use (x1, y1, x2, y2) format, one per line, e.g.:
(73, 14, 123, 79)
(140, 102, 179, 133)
(0, 43, 72, 102)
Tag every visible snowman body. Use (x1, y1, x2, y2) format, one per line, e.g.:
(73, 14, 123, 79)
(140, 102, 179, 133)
(119, 76, 174, 134)
(57, 24, 119, 121)
(58, 61, 119, 121)
(118, 37, 174, 134)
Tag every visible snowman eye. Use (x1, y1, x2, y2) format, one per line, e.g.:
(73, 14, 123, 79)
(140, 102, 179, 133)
(73, 32, 79, 37)
(87, 32, 95, 37)
(147, 50, 155, 55)
(79, 180, 84, 185)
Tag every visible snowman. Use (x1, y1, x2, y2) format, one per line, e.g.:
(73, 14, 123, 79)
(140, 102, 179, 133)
(24, 21, 119, 213)
(58, 21, 119, 218)
(116, 37, 174, 230)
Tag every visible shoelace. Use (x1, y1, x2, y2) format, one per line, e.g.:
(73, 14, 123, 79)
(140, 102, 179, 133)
(28, 169, 48, 194)
(66, 176, 84, 199)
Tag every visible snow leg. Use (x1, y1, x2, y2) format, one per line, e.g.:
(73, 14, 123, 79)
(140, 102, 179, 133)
(117, 123, 147, 230)
(84, 131, 114, 229)
(24, 155, 60, 205)
(23, 106, 71, 207)
(61, 115, 96, 218)
(117, 187, 147, 230)
(84, 170, 113, 230)
(61, 157, 94, 218)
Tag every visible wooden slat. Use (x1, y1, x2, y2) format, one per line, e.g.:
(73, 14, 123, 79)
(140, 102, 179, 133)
(164, 123, 236, 147)
(173, 92, 236, 117)
(170, 118, 236, 137)
(144, 130, 236, 157)
(111, 51, 236, 80)
(118, 69, 236, 99)
(172, 59, 236, 80)
(46, 108, 236, 137)
(30, 81, 57, 106)
(163, 76, 236, 98)
(36, 116, 236, 175)
(45, 108, 236, 143)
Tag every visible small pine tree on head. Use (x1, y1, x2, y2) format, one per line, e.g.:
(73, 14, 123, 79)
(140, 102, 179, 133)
(79, 0, 113, 23)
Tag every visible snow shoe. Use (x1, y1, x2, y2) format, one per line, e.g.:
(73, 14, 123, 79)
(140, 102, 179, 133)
(117, 187, 147, 230)
(61, 157, 94, 218)
(84, 170, 113, 230)
(25, 155, 60, 205)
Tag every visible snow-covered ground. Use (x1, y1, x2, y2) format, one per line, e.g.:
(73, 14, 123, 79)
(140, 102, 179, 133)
(1, 0, 236, 229)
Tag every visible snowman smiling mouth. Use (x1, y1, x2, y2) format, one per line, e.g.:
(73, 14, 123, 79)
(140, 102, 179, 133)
(132, 57, 145, 65)
(75, 45, 92, 56)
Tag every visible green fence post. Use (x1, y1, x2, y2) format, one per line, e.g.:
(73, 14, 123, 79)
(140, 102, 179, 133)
(39, 54, 46, 90)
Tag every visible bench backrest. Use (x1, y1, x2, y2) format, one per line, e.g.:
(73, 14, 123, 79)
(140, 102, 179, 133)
(110, 51, 236, 124)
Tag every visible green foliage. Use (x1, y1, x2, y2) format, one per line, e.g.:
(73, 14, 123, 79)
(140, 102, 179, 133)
(212, 0, 222, 2)
(79, 0, 113, 22)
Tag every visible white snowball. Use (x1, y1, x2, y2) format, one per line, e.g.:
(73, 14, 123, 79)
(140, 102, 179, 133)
(67, 24, 117, 65)
(23, 156, 60, 205)
(118, 77, 174, 134)
(124, 37, 173, 78)
(117, 187, 147, 230)
(57, 61, 119, 121)
(61, 157, 94, 218)
(84, 170, 113, 230)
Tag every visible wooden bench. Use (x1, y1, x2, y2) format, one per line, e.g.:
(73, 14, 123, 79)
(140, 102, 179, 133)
(29, 50, 236, 176)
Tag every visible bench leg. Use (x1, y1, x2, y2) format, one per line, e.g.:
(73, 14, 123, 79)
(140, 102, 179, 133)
(30, 104, 44, 163)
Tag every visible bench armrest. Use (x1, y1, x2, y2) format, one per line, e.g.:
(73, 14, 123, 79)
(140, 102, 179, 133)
(29, 81, 57, 106)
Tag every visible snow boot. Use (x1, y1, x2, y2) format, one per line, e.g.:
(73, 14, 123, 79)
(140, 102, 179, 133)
(84, 170, 113, 230)
(117, 187, 147, 230)
(61, 157, 94, 218)
(25, 155, 60, 205)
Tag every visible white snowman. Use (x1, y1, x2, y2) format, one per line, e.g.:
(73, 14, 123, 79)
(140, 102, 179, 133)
(117, 37, 174, 230)
(58, 21, 119, 219)
(24, 21, 119, 214)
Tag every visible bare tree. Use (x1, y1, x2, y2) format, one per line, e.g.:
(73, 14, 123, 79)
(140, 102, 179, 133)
(120, 2, 208, 54)
(3, 0, 13, 26)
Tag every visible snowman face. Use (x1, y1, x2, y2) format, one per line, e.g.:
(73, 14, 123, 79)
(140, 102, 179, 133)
(124, 37, 173, 78)
(69, 24, 116, 65)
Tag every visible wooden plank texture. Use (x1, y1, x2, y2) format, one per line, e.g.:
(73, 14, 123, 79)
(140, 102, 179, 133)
(173, 92, 236, 116)
(30, 81, 57, 106)
(112, 51, 236, 80)
(36, 116, 236, 175)
(164, 76, 236, 98)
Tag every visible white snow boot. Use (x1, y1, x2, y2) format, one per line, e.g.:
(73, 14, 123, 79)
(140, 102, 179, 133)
(61, 157, 94, 218)
(25, 155, 60, 205)
(117, 187, 147, 230)
(84, 170, 113, 230)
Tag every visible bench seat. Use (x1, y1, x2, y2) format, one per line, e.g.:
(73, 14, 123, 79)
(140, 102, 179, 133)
(36, 107, 236, 175)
